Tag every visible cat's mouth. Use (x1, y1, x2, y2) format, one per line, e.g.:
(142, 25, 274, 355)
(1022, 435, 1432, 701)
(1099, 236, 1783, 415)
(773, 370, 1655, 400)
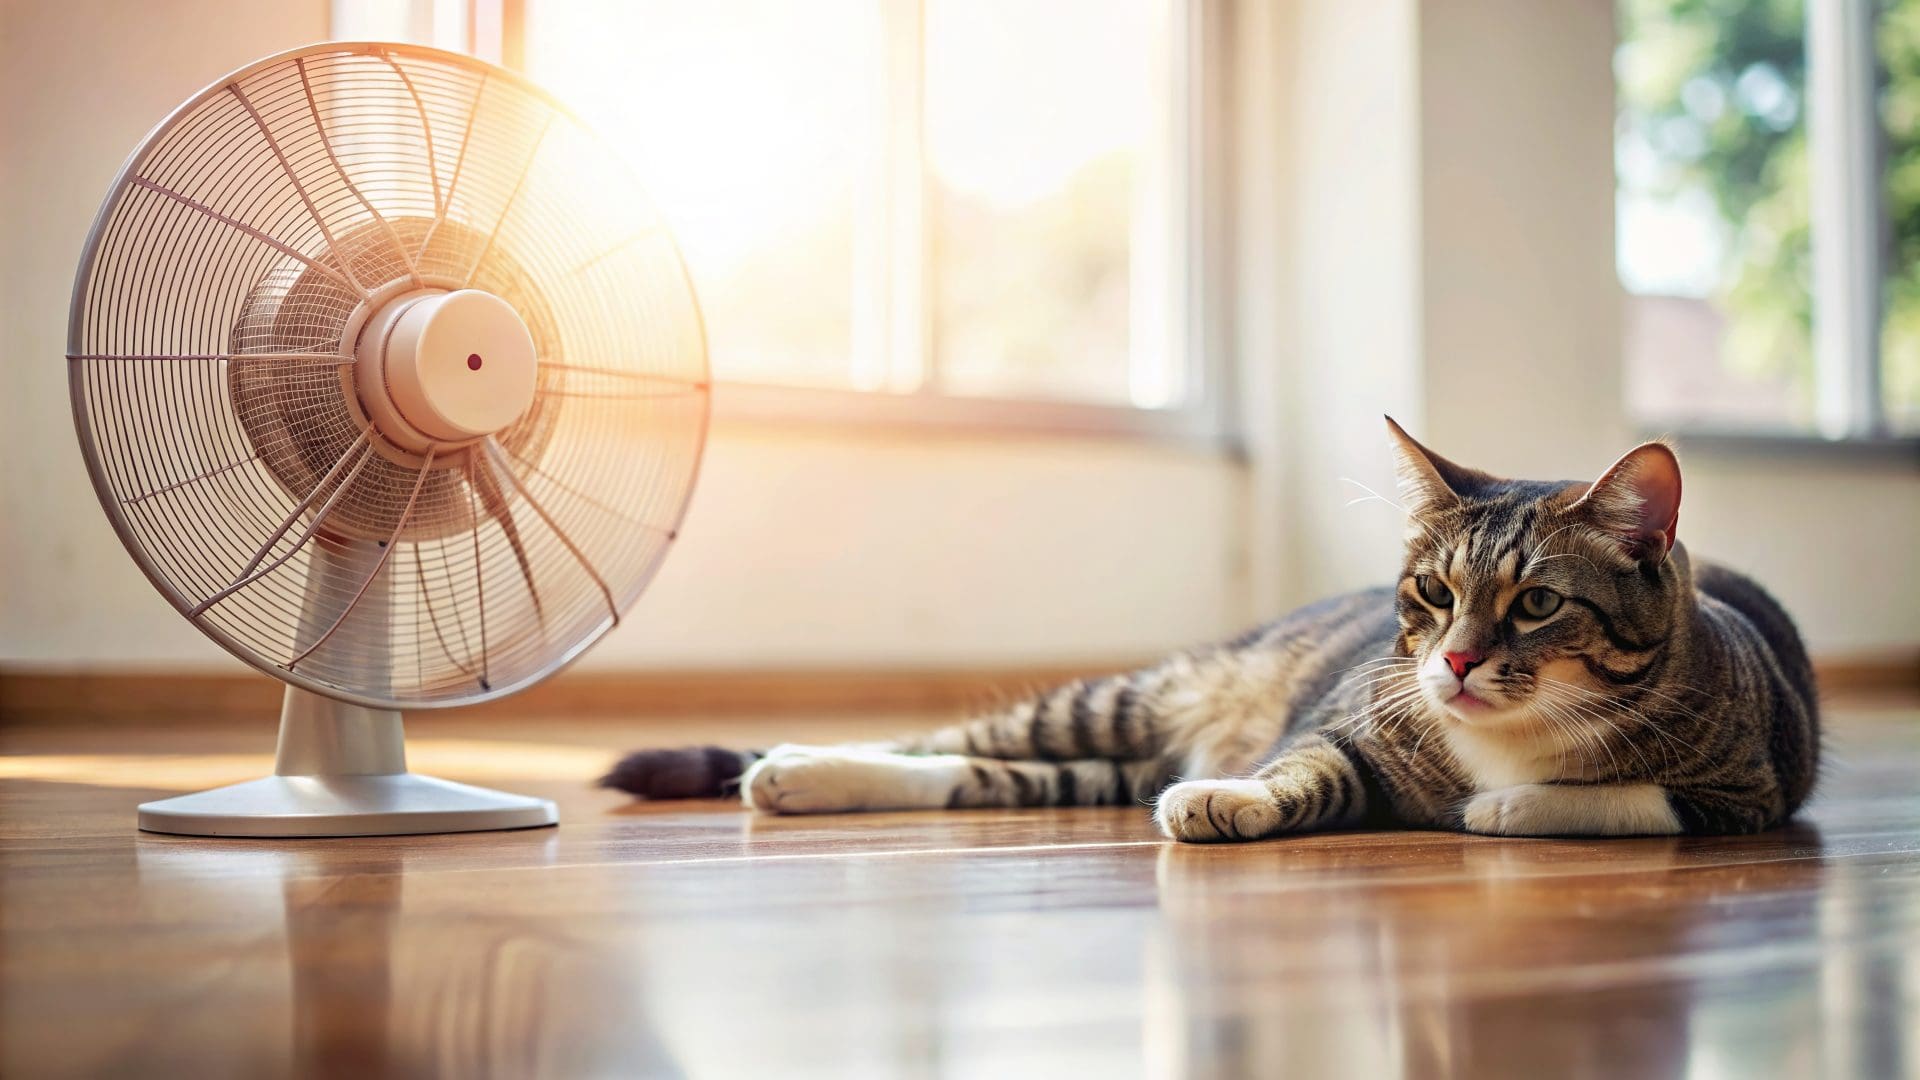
(1418, 669, 1524, 724)
(1432, 684, 1520, 724)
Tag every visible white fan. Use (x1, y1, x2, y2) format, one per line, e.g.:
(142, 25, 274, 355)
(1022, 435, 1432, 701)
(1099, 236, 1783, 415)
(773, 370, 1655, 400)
(67, 42, 709, 836)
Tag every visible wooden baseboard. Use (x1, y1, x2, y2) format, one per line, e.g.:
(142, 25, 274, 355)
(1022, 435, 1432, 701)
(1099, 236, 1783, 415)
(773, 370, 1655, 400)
(1813, 650, 1920, 695)
(0, 665, 1132, 725)
(3, 650, 1913, 725)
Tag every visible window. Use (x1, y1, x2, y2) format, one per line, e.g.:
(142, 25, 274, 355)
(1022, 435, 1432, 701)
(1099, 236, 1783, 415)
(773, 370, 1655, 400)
(509, 0, 1211, 431)
(1882, 0, 1920, 431)
(1616, 0, 1919, 439)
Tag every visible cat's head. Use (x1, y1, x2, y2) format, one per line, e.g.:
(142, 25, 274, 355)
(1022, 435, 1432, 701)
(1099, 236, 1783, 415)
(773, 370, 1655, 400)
(1384, 417, 1686, 730)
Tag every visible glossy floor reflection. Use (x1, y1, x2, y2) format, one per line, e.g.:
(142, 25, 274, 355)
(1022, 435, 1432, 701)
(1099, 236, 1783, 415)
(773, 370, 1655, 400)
(3, 699, 1918, 1078)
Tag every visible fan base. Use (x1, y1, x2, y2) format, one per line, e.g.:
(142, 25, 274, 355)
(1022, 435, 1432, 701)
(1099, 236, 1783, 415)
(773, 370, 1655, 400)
(137, 774, 558, 838)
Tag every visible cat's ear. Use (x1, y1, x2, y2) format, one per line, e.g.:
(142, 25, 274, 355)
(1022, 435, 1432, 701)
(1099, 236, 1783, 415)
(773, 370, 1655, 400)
(1384, 416, 1490, 514)
(1571, 441, 1682, 562)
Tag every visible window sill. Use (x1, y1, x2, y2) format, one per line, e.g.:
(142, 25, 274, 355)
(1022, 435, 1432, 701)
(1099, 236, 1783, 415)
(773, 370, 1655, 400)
(707, 381, 1241, 454)
(1654, 428, 1920, 464)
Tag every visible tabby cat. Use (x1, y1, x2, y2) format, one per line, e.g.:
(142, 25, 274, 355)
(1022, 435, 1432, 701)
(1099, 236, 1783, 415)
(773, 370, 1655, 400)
(603, 420, 1820, 840)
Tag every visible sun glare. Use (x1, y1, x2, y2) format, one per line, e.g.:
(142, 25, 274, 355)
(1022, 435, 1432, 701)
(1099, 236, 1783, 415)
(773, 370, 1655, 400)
(524, 0, 1168, 404)
(526, 0, 870, 387)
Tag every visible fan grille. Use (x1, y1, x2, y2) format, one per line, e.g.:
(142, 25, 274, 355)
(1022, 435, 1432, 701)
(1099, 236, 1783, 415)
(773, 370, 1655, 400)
(68, 44, 709, 708)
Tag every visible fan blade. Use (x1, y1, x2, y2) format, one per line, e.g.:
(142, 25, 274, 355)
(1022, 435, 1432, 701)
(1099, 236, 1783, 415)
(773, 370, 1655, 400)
(126, 177, 364, 298)
(470, 448, 546, 629)
(228, 81, 370, 297)
(294, 56, 423, 288)
(287, 448, 437, 670)
(481, 439, 618, 626)
(190, 435, 376, 617)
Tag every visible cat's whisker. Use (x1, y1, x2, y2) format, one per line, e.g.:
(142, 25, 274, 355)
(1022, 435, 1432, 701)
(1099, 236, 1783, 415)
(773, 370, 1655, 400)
(1554, 698, 1621, 778)
(1524, 699, 1585, 775)
(1338, 477, 1410, 515)
(1529, 697, 1588, 773)
(1326, 688, 1420, 738)
(1341, 654, 1419, 672)
(1537, 689, 1624, 777)
(1544, 686, 1658, 778)
(1340, 477, 1448, 547)
(1328, 681, 1430, 740)
(1537, 676, 1706, 761)
(1613, 681, 1715, 725)
(1525, 551, 1599, 572)
(1404, 711, 1446, 771)
(1534, 687, 1617, 768)
(1521, 523, 1600, 576)
(1341, 657, 1420, 683)
(1556, 683, 1672, 775)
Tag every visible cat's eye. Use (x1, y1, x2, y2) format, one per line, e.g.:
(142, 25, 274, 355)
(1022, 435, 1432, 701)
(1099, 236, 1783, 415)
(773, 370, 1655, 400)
(1516, 587, 1562, 620)
(1415, 575, 1453, 608)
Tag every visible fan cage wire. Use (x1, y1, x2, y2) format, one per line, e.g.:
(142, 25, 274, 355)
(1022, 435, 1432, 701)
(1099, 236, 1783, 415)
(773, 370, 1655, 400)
(67, 42, 711, 710)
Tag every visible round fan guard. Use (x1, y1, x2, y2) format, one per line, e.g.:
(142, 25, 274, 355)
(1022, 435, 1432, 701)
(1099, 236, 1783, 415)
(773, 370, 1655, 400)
(67, 43, 710, 836)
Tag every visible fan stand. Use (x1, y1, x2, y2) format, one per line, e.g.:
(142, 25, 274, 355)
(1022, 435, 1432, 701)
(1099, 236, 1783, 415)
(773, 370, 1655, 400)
(137, 540, 558, 838)
(135, 687, 558, 837)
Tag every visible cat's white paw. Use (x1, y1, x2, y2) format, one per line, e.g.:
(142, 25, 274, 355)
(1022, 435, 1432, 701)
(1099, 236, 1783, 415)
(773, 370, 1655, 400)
(1461, 783, 1682, 837)
(1461, 785, 1559, 836)
(742, 745, 963, 814)
(1154, 779, 1281, 842)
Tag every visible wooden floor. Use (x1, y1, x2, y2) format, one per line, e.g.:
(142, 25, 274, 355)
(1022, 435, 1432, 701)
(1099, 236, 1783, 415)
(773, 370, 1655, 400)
(4, 697, 1919, 1079)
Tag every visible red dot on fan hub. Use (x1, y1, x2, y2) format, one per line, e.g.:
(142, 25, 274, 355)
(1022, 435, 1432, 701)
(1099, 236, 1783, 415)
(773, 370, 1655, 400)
(467, 353, 483, 370)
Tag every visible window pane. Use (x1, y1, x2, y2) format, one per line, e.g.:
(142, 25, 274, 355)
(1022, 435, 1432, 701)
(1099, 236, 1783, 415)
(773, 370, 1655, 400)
(925, 0, 1166, 406)
(1882, 0, 1920, 432)
(1617, 0, 1815, 432)
(524, 0, 869, 389)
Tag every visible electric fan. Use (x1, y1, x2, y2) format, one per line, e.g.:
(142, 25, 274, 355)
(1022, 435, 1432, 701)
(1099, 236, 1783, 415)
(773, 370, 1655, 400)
(67, 43, 708, 836)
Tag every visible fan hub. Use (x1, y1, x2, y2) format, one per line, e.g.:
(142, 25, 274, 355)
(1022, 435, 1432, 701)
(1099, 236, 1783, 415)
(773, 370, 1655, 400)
(353, 288, 537, 453)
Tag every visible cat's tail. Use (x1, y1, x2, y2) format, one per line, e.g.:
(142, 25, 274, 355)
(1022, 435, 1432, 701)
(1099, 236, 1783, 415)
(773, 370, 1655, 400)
(598, 746, 763, 799)
(601, 650, 1236, 797)
(891, 677, 1153, 761)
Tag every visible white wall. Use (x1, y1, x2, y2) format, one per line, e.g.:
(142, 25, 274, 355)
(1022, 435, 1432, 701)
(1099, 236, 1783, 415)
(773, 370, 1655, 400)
(1, 0, 322, 672)
(1, 0, 1914, 675)
(1265, 0, 1427, 602)
(0, 0, 1247, 674)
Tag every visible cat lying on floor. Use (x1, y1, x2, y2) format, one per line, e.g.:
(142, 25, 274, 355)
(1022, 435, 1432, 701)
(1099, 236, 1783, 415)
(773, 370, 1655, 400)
(604, 419, 1819, 840)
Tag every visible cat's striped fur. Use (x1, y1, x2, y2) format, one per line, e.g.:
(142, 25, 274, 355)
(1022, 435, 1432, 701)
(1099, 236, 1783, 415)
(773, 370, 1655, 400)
(603, 421, 1820, 840)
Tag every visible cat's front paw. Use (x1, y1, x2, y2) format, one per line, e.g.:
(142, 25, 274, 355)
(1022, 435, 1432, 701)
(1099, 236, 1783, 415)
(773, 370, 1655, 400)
(1461, 783, 1682, 837)
(1154, 779, 1282, 843)
(1461, 785, 1558, 836)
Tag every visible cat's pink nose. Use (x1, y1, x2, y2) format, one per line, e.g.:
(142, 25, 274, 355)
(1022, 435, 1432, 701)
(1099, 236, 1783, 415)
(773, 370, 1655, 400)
(1444, 650, 1485, 679)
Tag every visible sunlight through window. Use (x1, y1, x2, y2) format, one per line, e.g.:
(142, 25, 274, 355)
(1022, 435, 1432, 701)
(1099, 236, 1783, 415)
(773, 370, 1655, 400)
(523, 0, 1186, 410)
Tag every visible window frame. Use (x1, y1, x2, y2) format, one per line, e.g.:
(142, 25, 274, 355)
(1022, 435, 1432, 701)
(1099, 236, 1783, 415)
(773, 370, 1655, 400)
(488, 0, 1235, 446)
(1620, 0, 1917, 447)
(1807, 0, 1886, 440)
